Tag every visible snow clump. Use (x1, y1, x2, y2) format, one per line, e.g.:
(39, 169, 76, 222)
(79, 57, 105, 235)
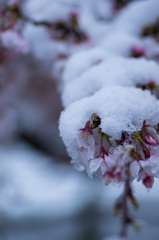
(59, 86, 159, 188)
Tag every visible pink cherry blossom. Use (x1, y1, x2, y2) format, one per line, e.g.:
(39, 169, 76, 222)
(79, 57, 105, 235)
(77, 120, 95, 148)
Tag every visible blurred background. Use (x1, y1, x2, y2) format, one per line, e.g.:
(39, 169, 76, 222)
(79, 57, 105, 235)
(0, 0, 159, 239)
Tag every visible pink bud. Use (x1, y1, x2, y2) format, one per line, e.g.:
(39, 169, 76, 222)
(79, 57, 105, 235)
(131, 46, 145, 58)
(69, 10, 78, 18)
(142, 174, 154, 188)
(142, 132, 157, 146)
(140, 168, 154, 188)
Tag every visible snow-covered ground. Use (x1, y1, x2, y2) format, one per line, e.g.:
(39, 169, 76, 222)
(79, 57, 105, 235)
(0, 143, 158, 240)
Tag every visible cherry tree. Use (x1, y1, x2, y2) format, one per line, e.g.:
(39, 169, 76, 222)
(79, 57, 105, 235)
(1, 0, 159, 239)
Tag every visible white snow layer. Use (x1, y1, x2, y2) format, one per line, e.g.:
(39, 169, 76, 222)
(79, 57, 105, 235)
(59, 86, 159, 158)
(62, 55, 159, 107)
(99, 0, 159, 58)
(62, 47, 114, 86)
(112, 0, 159, 35)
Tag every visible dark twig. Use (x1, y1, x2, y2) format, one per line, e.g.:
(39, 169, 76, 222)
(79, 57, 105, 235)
(6, 4, 54, 28)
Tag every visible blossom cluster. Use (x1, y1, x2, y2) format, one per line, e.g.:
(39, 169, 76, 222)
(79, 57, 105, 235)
(59, 86, 159, 188)
(58, 0, 159, 189)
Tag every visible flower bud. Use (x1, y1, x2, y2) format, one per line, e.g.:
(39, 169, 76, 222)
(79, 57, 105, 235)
(142, 131, 157, 146)
(131, 46, 145, 58)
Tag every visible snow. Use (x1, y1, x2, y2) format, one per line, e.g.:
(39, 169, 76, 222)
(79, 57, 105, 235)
(100, 31, 141, 57)
(22, 0, 71, 22)
(60, 86, 159, 139)
(112, 0, 159, 35)
(98, 0, 159, 59)
(23, 24, 61, 61)
(62, 55, 159, 107)
(62, 47, 113, 86)
(0, 30, 30, 54)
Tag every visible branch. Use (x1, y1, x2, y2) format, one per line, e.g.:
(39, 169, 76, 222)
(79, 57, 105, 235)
(6, 4, 54, 28)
